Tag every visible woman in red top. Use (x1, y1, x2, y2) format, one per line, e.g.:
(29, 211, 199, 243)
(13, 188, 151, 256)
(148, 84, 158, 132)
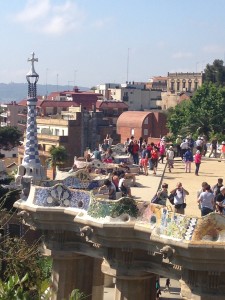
(194, 150, 202, 176)
(151, 146, 159, 175)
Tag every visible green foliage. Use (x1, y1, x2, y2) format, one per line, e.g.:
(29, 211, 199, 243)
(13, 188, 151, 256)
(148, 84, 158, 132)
(68, 289, 86, 300)
(47, 145, 68, 167)
(0, 273, 30, 300)
(167, 83, 225, 140)
(2, 238, 51, 296)
(204, 59, 225, 86)
(0, 126, 22, 151)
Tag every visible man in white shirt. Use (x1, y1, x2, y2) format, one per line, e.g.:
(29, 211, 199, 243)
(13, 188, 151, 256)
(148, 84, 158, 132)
(170, 182, 189, 214)
(180, 140, 189, 159)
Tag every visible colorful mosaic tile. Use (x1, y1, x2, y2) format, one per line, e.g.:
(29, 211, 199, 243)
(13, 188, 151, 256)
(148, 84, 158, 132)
(87, 196, 139, 219)
(34, 183, 91, 209)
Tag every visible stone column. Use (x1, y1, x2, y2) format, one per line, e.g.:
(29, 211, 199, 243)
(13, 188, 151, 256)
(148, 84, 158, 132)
(51, 254, 94, 300)
(102, 260, 156, 300)
(114, 275, 156, 300)
(92, 258, 104, 300)
(180, 269, 225, 300)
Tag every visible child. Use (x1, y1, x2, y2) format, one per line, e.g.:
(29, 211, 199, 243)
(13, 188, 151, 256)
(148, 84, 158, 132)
(194, 150, 202, 176)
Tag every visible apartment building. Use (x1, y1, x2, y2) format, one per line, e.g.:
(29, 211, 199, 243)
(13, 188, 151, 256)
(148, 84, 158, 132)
(95, 82, 161, 111)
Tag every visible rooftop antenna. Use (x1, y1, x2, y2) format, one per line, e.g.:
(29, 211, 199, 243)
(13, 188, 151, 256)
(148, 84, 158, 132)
(126, 48, 130, 82)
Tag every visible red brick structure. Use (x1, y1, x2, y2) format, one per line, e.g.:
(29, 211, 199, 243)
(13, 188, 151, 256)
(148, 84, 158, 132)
(117, 111, 168, 143)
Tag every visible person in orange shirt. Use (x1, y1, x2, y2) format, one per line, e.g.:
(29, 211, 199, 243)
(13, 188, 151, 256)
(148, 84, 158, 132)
(220, 141, 225, 159)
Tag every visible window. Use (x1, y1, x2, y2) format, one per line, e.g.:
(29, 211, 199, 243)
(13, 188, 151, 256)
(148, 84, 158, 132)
(177, 82, 180, 91)
(131, 128, 134, 136)
(182, 81, 186, 89)
(194, 81, 198, 90)
(171, 82, 174, 90)
(144, 117, 148, 125)
(144, 129, 148, 135)
(55, 129, 59, 136)
(188, 81, 192, 91)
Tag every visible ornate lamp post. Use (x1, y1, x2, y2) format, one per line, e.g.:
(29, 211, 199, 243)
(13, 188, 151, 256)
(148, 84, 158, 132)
(16, 52, 45, 199)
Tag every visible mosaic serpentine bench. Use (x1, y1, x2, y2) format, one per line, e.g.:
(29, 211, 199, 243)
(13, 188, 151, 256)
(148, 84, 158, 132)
(21, 181, 225, 243)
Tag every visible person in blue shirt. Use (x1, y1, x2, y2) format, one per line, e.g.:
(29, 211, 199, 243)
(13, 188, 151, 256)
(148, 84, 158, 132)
(92, 148, 102, 161)
(183, 148, 193, 173)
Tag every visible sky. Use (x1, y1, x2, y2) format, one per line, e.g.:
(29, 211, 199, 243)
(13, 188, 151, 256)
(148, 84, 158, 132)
(0, 0, 225, 88)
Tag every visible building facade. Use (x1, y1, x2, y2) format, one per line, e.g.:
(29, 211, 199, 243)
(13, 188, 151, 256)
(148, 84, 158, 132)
(95, 82, 161, 111)
(159, 72, 204, 110)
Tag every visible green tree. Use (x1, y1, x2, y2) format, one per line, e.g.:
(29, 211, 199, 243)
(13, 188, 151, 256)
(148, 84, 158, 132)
(167, 83, 225, 140)
(204, 59, 225, 86)
(47, 145, 68, 178)
(0, 126, 22, 151)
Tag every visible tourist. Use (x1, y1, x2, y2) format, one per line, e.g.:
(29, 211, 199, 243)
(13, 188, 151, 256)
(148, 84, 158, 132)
(105, 134, 113, 147)
(194, 150, 202, 176)
(92, 148, 102, 161)
(118, 173, 132, 197)
(175, 135, 182, 157)
(215, 186, 225, 214)
(220, 141, 225, 159)
(209, 137, 218, 158)
(156, 279, 161, 300)
(138, 136, 143, 148)
(195, 136, 203, 153)
(140, 145, 150, 176)
(183, 148, 193, 173)
(156, 183, 169, 206)
(198, 185, 214, 216)
(98, 179, 116, 200)
(111, 171, 119, 192)
(150, 145, 159, 175)
(212, 178, 223, 197)
(132, 140, 140, 165)
(166, 146, 174, 172)
(187, 135, 195, 154)
(124, 138, 130, 153)
(101, 139, 110, 153)
(170, 182, 189, 214)
(180, 139, 189, 159)
(158, 140, 166, 164)
(164, 278, 171, 293)
(117, 163, 137, 187)
(147, 142, 154, 170)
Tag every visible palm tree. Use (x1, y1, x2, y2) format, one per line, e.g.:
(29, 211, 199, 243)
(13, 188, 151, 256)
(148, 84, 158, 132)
(47, 146, 68, 179)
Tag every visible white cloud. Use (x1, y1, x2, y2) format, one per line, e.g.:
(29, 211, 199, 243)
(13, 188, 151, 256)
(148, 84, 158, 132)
(12, 0, 86, 35)
(202, 44, 224, 54)
(172, 52, 193, 59)
(91, 17, 113, 29)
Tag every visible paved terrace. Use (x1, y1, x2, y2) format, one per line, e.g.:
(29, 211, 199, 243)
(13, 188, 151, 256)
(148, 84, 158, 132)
(104, 157, 223, 300)
(131, 157, 223, 217)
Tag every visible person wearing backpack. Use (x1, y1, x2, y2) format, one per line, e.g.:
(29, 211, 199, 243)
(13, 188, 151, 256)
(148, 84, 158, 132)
(183, 148, 193, 173)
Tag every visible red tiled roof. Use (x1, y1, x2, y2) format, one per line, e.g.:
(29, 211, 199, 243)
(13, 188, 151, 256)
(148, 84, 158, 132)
(96, 100, 128, 109)
(117, 111, 153, 128)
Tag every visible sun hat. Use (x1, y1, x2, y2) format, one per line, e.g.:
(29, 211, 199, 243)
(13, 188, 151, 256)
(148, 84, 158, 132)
(220, 186, 225, 192)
